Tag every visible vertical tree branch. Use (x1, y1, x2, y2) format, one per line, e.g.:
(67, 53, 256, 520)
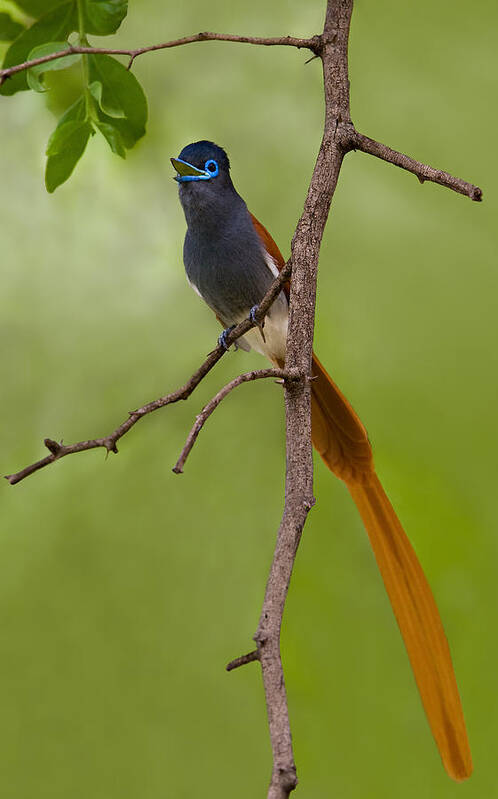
(253, 2, 354, 796)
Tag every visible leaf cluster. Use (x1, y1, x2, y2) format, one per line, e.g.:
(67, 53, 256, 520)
(0, 0, 147, 191)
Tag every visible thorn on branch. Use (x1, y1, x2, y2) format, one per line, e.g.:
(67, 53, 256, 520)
(304, 496, 316, 511)
(226, 650, 259, 671)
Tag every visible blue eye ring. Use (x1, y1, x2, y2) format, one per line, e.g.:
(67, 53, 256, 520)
(171, 156, 219, 182)
(205, 159, 219, 177)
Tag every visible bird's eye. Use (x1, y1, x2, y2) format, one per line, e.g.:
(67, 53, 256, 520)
(205, 159, 219, 175)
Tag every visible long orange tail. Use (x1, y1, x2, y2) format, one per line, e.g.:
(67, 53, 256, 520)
(311, 353, 472, 781)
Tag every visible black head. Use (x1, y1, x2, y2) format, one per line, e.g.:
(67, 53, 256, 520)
(172, 140, 241, 227)
(171, 140, 231, 185)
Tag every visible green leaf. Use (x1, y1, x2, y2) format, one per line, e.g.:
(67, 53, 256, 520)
(45, 95, 89, 191)
(93, 110, 139, 149)
(95, 119, 126, 158)
(0, 2, 76, 95)
(83, 0, 127, 36)
(13, 1, 68, 18)
(0, 12, 25, 41)
(47, 118, 86, 156)
(26, 41, 80, 92)
(45, 118, 92, 192)
(88, 54, 147, 147)
(57, 93, 86, 125)
(88, 79, 125, 118)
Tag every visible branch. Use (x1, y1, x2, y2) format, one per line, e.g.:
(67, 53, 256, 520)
(0, 32, 320, 84)
(173, 368, 288, 474)
(244, 0, 481, 787)
(351, 131, 482, 201)
(226, 650, 259, 672)
(5, 264, 291, 486)
(0, 31, 481, 205)
(248, 3, 356, 797)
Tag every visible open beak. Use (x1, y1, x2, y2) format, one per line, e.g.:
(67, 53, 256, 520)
(170, 157, 209, 181)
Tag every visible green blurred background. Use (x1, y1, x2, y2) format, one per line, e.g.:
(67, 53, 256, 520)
(1, 1, 496, 796)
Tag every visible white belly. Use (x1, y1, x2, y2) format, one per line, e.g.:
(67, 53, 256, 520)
(237, 290, 288, 366)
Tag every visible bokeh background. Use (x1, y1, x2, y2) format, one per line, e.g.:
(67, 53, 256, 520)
(1, 1, 496, 796)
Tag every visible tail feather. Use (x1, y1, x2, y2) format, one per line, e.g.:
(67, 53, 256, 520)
(311, 354, 373, 482)
(311, 353, 472, 781)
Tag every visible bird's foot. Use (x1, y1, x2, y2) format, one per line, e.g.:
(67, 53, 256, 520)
(249, 305, 266, 343)
(218, 325, 236, 351)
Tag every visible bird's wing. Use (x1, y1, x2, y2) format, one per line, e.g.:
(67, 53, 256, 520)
(250, 213, 290, 299)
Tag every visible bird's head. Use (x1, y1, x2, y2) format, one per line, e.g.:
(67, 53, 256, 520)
(171, 140, 231, 185)
(171, 141, 236, 223)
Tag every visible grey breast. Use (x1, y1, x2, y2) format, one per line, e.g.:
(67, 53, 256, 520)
(183, 202, 276, 326)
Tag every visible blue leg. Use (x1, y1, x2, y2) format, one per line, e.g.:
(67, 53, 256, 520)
(218, 325, 236, 351)
(249, 304, 266, 342)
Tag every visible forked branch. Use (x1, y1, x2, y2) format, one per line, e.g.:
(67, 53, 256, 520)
(4, 2, 481, 797)
(351, 131, 482, 201)
(173, 368, 288, 474)
(0, 32, 320, 85)
(5, 265, 291, 485)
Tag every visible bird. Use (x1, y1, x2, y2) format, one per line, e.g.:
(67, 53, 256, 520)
(171, 140, 472, 781)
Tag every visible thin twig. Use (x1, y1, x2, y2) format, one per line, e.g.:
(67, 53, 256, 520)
(5, 264, 291, 485)
(226, 650, 260, 672)
(350, 131, 482, 201)
(0, 32, 320, 84)
(0, 33, 481, 205)
(173, 369, 288, 474)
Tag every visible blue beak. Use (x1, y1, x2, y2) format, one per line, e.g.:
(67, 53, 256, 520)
(171, 157, 211, 182)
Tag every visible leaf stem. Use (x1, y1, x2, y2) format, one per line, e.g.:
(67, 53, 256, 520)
(76, 0, 91, 116)
(76, 0, 86, 43)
